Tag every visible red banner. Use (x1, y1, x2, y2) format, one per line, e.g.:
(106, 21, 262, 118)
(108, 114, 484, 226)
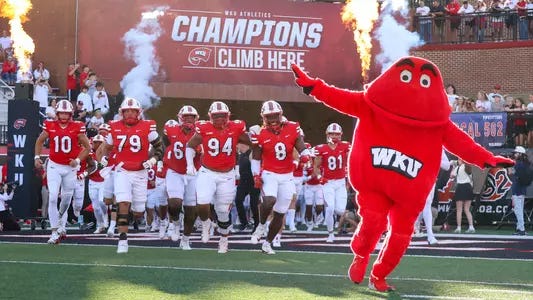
(78, 0, 362, 88)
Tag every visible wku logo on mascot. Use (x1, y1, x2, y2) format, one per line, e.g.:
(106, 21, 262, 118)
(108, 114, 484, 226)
(481, 168, 512, 201)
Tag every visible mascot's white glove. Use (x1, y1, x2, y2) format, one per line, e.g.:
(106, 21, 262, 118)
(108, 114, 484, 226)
(100, 156, 109, 168)
(142, 157, 157, 170)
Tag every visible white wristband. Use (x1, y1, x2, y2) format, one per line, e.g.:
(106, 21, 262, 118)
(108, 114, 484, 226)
(75, 158, 81, 165)
(34, 155, 40, 160)
(251, 159, 261, 176)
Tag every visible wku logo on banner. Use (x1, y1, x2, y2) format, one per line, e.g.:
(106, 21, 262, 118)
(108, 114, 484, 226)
(188, 47, 212, 65)
(13, 119, 27, 130)
(481, 168, 512, 202)
(438, 167, 511, 203)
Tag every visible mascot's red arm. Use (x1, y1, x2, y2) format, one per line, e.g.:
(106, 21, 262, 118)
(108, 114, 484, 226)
(443, 121, 515, 168)
(291, 64, 364, 118)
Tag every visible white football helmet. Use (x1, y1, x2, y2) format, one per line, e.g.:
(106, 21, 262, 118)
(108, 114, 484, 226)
(178, 105, 199, 124)
(326, 123, 342, 144)
(98, 123, 111, 132)
(119, 97, 142, 125)
(261, 100, 283, 132)
(92, 134, 105, 143)
(208, 101, 230, 128)
(55, 100, 73, 123)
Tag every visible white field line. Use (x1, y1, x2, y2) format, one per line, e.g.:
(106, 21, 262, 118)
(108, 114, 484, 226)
(0, 260, 532, 289)
(470, 288, 533, 294)
(402, 296, 483, 300)
(0, 240, 532, 262)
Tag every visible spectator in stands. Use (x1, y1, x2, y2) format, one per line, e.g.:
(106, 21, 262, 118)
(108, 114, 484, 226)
(526, 0, 533, 39)
(45, 98, 57, 121)
(89, 109, 105, 129)
(451, 159, 476, 233)
(79, 65, 90, 90)
(488, 84, 504, 101)
(92, 82, 109, 115)
(503, 0, 519, 33)
(458, 0, 476, 42)
(516, 0, 529, 39)
(1, 56, 16, 85)
(490, 0, 505, 41)
(77, 85, 93, 113)
(66, 63, 80, 101)
(0, 30, 12, 57)
(453, 96, 467, 112)
(33, 61, 50, 82)
(33, 79, 51, 124)
(474, 0, 488, 42)
(84, 72, 98, 98)
(416, 0, 432, 42)
(445, 0, 462, 42)
(475, 90, 492, 111)
(446, 84, 459, 108)
(465, 98, 478, 112)
(507, 96, 527, 146)
(491, 94, 505, 111)
(509, 146, 529, 235)
(73, 100, 88, 124)
(430, 0, 446, 42)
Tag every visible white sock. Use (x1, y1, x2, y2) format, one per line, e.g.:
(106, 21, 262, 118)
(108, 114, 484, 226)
(286, 209, 295, 228)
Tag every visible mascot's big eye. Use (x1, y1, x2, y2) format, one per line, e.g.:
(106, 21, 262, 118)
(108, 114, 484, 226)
(400, 70, 412, 83)
(420, 74, 431, 88)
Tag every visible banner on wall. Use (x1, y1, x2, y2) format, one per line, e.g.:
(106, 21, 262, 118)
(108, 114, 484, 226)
(78, 0, 362, 87)
(450, 112, 507, 148)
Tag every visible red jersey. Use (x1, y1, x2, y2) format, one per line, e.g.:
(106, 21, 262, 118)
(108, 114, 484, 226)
(108, 120, 157, 171)
(147, 166, 156, 190)
(44, 120, 85, 165)
(253, 121, 301, 174)
(66, 69, 77, 90)
(163, 122, 201, 174)
(196, 120, 246, 171)
(314, 141, 351, 180)
(88, 152, 104, 182)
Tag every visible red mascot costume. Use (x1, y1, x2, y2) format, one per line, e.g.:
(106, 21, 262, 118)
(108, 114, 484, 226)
(291, 57, 514, 292)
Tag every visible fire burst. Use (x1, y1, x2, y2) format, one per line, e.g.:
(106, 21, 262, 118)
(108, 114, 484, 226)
(341, 0, 379, 81)
(0, 0, 35, 73)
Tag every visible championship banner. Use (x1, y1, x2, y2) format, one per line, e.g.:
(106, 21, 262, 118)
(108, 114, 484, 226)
(78, 0, 361, 87)
(450, 112, 507, 148)
(436, 167, 512, 225)
(6, 99, 40, 218)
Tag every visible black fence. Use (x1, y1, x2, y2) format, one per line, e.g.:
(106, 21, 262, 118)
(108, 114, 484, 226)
(414, 9, 533, 44)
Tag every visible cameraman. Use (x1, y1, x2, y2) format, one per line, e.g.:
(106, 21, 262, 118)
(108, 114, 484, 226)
(0, 182, 16, 231)
(509, 146, 529, 236)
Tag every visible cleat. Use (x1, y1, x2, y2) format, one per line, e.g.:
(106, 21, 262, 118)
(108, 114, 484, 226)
(453, 227, 461, 233)
(465, 228, 475, 233)
(107, 225, 116, 237)
(306, 223, 314, 232)
(159, 220, 168, 239)
(117, 240, 128, 254)
(47, 232, 61, 244)
(326, 233, 335, 243)
(169, 222, 180, 242)
(348, 255, 369, 284)
(180, 236, 192, 250)
(289, 226, 297, 233)
(93, 227, 107, 234)
(201, 220, 211, 243)
(251, 223, 265, 244)
(145, 225, 151, 233)
(368, 274, 395, 292)
(218, 237, 229, 254)
(57, 227, 67, 240)
(428, 237, 438, 245)
(261, 241, 276, 255)
(272, 238, 281, 248)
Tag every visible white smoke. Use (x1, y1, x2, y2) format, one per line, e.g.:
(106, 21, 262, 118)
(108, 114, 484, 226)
(120, 7, 167, 108)
(374, 0, 423, 73)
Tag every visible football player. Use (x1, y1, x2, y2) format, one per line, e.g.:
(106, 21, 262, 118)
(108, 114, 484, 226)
(88, 134, 108, 233)
(34, 100, 91, 244)
(97, 123, 118, 237)
(97, 97, 163, 253)
(250, 100, 310, 254)
(303, 147, 324, 233)
(186, 101, 251, 253)
(313, 123, 351, 243)
(164, 106, 201, 250)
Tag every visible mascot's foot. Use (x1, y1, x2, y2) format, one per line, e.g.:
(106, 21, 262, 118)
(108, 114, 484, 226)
(368, 274, 395, 292)
(348, 255, 369, 284)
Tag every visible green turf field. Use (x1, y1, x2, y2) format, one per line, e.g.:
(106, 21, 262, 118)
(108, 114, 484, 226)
(0, 243, 531, 299)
